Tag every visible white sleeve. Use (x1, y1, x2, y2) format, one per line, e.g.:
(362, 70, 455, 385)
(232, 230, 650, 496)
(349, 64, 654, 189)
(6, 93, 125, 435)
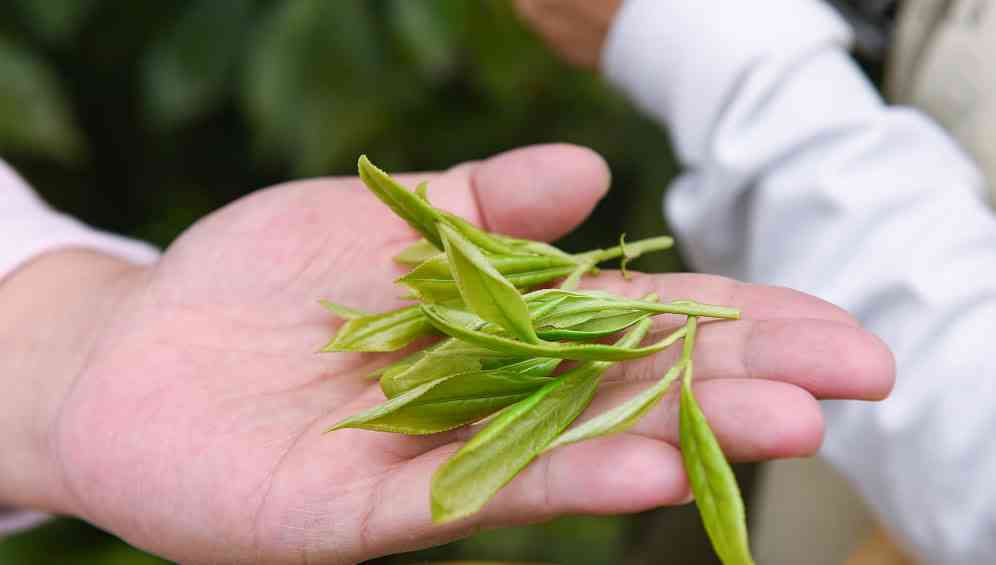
(0, 160, 159, 533)
(603, 1, 996, 564)
(0, 160, 159, 280)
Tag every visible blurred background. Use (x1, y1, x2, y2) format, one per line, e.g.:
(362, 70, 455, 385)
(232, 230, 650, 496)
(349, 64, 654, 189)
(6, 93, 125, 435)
(0, 1, 884, 563)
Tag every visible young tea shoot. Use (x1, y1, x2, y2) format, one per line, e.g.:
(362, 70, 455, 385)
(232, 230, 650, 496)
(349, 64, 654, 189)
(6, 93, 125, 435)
(321, 155, 754, 564)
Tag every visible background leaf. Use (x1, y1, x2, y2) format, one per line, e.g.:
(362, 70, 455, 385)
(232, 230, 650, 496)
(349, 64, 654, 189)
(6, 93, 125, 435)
(243, 1, 397, 175)
(0, 36, 84, 162)
(141, 0, 253, 130)
(9, 0, 97, 46)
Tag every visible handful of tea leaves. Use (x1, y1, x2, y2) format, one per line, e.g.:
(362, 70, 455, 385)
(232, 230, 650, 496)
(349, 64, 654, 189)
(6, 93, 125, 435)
(322, 156, 756, 565)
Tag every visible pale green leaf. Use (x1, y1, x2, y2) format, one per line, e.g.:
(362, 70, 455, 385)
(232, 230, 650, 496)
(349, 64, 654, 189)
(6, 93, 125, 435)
(393, 239, 442, 266)
(439, 223, 538, 343)
(319, 299, 368, 320)
(421, 304, 689, 362)
(379, 338, 520, 398)
(329, 357, 559, 435)
(430, 320, 652, 523)
(398, 251, 576, 303)
(545, 362, 684, 451)
(358, 155, 446, 247)
(681, 365, 755, 565)
(321, 304, 434, 352)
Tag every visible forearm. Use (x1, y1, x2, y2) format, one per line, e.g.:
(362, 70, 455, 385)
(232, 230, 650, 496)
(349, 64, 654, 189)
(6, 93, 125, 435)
(0, 160, 159, 521)
(604, 1, 996, 563)
(0, 250, 144, 514)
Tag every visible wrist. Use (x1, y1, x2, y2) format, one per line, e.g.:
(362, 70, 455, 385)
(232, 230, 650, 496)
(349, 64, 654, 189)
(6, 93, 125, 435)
(0, 249, 148, 515)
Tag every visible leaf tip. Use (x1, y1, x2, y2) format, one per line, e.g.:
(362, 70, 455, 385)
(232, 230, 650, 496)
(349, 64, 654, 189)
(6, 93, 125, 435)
(357, 153, 372, 172)
(323, 421, 350, 434)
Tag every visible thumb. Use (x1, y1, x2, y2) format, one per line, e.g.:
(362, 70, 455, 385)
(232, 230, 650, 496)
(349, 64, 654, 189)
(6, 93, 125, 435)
(430, 143, 611, 242)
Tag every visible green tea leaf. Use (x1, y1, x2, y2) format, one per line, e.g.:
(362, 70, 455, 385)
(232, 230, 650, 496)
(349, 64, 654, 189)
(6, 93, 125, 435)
(356, 158, 523, 256)
(492, 234, 575, 260)
(545, 362, 684, 451)
(437, 211, 521, 256)
(319, 299, 368, 320)
(321, 304, 434, 352)
(439, 223, 539, 344)
(379, 337, 521, 398)
(431, 320, 653, 522)
(329, 357, 560, 434)
(531, 290, 734, 326)
(531, 290, 658, 340)
(422, 304, 689, 361)
(538, 311, 651, 341)
(393, 239, 441, 266)
(680, 365, 754, 565)
(398, 252, 576, 302)
(431, 364, 600, 522)
(358, 155, 447, 247)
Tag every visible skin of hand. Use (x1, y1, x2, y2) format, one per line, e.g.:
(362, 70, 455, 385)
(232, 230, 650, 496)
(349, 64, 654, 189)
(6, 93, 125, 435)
(514, 0, 623, 68)
(0, 144, 894, 564)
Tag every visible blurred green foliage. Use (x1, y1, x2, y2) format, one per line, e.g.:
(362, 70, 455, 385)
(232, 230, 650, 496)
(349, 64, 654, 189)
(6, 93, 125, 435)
(0, 0, 757, 563)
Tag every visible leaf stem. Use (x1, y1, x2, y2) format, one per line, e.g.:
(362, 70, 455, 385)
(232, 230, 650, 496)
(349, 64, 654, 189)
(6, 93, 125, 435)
(573, 235, 674, 265)
(680, 316, 698, 365)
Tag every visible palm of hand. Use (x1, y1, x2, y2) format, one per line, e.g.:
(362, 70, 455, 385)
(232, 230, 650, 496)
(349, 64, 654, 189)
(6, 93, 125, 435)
(51, 146, 893, 564)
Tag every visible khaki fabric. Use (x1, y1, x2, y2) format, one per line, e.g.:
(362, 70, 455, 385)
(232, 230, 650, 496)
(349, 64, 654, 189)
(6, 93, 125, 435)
(889, 0, 996, 205)
(752, 458, 876, 565)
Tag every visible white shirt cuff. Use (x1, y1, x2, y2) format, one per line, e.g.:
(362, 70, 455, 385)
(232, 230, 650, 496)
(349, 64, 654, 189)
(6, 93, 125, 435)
(0, 160, 160, 282)
(601, 0, 853, 162)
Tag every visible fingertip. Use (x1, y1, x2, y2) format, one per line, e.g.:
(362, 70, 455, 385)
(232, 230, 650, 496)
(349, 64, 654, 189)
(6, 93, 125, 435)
(862, 331, 897, 401)
(472, 143, 611, 242)
(487, 434, 688, 525)
(697, 380, 825, 461)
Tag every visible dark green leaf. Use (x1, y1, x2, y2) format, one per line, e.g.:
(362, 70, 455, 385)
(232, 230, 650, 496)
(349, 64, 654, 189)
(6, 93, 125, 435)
(244, 2, 388, 174)
(321, 304, 434, 352)
(141, 0, 251, 130)
(0, 36, 84, 162)
(328, 357, 560, 434)
(439, 223, 539, 343)
(389, 0, 458, 80)
(10, 0, 96, 45)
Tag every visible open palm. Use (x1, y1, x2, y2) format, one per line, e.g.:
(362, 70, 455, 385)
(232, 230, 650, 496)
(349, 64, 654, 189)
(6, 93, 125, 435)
(52, 145, 893, 564)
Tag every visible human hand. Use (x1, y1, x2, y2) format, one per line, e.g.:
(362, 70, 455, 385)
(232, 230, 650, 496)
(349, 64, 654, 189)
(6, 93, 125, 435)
(0, 144, 894, 563)
(514, 0, 623, 68)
